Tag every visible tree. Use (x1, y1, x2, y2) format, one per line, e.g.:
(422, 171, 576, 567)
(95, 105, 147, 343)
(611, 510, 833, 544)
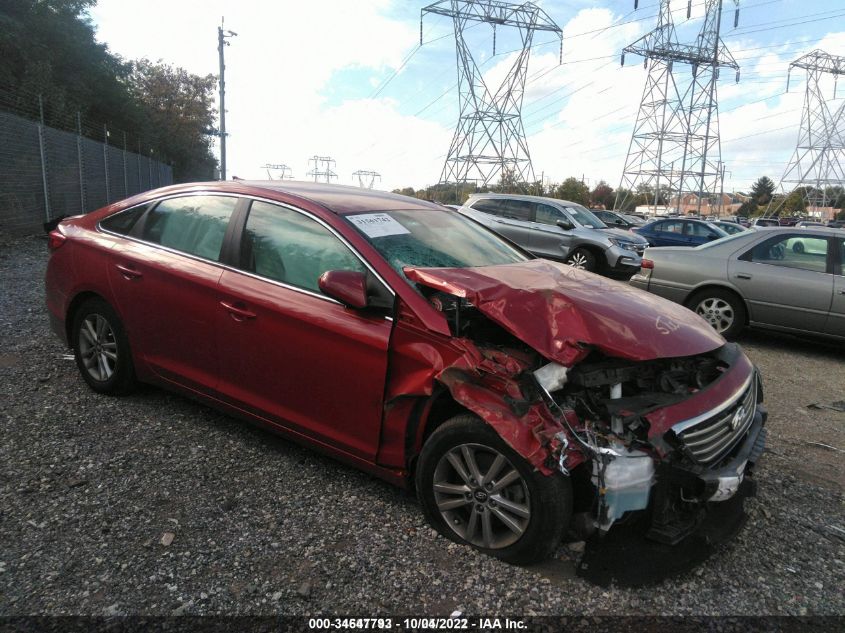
(128, 60, 218, 182)
(782, 189, 807, 215)
(554, 177, 589, 206)
(590, 180, 614, 209)
(749, 176, 776, 206)
(0, 2, 219, 182)
(737, 199, 758, 216)
(613, 188, 636, 212)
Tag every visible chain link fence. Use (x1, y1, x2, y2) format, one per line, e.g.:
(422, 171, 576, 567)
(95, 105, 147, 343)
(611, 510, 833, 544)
(0, 87, 173, 235)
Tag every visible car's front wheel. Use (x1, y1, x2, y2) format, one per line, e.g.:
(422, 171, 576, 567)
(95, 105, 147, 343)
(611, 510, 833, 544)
(416, 414, 571, 564)
(565, 248, 597, 272)
(71, 297, 136, 395)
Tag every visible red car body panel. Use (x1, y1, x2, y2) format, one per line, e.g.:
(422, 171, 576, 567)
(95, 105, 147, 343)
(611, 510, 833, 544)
(404, 259, 725, 367)
(45, 181, 755, 490)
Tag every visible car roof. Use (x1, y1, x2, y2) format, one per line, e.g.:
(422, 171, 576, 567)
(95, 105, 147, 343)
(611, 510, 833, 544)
(233, 180, 443, 215)
(143, 180, 444, 215)
(467, 192, 583, 207)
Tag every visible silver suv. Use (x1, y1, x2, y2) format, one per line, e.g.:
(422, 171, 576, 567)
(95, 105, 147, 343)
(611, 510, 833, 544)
(460, 194, 648, 273)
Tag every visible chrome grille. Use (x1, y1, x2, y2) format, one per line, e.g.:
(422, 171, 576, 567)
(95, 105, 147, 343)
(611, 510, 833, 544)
(677, 379, 757, 465)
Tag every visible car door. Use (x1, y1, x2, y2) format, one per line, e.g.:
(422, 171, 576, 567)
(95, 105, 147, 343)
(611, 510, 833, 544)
(465, 199, 522, 247)
(729, 232, 834, 333)
(107, 194, 240, 391)
(650, 220, 688, 246)
(215, 199, 393, 460)
(825, 236, 845, 337)
(530, 202, 575, 259)
(684, 221, 721, 246)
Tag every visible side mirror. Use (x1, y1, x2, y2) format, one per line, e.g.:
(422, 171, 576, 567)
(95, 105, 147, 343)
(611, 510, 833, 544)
(318, 270, 368, 309)
(556, 219, 574, 231)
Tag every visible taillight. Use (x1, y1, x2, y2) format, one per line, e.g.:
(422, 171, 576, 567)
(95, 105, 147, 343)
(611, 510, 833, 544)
(48, 230, 66, 251)
(641, 258, 654, 269)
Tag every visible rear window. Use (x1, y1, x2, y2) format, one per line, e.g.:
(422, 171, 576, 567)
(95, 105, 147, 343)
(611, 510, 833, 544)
(99, 203, 150, 235)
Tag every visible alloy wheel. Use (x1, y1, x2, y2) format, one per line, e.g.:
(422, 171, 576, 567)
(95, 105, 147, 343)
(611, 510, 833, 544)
(695, 297, 734, 333)
(567, 252, 588, 269)
(78, 314, 118, 382)
(432, 443, 531, 549)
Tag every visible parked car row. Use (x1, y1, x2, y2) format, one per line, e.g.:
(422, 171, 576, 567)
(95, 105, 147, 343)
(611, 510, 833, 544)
(45, 181, 768, 569)
(457, 194, 648, 274)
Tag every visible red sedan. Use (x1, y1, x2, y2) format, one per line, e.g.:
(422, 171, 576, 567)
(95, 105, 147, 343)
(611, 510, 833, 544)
(45, 181, 766, 565)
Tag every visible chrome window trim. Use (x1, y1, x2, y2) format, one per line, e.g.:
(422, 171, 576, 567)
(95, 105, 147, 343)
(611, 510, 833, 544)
(97, 191, 396, 311)
(670, 371, 755, 435)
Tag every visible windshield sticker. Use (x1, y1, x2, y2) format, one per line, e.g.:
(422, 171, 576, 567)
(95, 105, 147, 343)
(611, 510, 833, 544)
(348, 213, 411, 238)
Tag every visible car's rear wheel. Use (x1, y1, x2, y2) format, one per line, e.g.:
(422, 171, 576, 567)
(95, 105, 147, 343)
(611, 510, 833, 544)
(416, 415, 571, 564)
(565, 248, 597, 272)
(72, 298, 136, 395)
(687, 288, 746, 340)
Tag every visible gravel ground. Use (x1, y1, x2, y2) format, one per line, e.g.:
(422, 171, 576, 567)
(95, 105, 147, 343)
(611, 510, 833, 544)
(1, 234, 844, 616)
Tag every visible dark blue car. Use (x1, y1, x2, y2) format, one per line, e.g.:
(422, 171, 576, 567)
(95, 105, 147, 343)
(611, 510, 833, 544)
(632, 217, 728, 247)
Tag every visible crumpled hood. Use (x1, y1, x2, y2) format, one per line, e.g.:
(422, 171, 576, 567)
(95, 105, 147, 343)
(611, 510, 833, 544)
(404, 259, 724, 367)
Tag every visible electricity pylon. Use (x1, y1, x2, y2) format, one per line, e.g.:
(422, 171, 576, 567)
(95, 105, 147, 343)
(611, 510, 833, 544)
(766, 50, 845, 216)
(352, 170, 382, 189)
(306, 156, 338, 183)
(616, 0, 739, 215)
(262, 163, 294, 180)
(421, 1, 562, 187)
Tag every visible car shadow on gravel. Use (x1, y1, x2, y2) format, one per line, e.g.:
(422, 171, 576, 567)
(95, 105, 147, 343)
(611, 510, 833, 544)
(737, 329, 845, 361)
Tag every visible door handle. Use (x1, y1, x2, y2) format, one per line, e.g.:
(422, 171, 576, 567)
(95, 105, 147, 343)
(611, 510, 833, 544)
(735, 273, 752, 280)
(115, 264, 142, 279)
(219, 300, 256, 321)
(839, 289, 845, 295)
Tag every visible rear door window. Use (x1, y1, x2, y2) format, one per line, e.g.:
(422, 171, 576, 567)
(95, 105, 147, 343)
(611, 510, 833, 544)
(656, 220, 683, 233)
(239, 201, 366, 294)
(498, 199, 534, 222)
(742, 234, 830, 274)
(469, 199, 503, 216)
(139, 195, 238, 261)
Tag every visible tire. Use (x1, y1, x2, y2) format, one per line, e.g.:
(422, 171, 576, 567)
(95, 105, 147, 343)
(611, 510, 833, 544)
(792, 240, 805, 254)
(416, 414, 572, 564)
(686, 288, 747, 340)
(565, 248, 597, 272)
(71, 297, 136, 395)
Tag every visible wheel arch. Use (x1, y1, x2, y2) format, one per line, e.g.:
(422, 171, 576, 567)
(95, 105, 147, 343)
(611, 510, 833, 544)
(406, 387, 472, 490)
(65, 291, 107, 346)
(564, 241, 605, 268)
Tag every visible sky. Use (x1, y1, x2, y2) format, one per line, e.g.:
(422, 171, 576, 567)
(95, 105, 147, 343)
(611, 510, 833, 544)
(89, 0, 845, 195)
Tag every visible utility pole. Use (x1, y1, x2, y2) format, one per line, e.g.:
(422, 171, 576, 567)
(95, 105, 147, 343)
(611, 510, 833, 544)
(218, 18, 237, 180)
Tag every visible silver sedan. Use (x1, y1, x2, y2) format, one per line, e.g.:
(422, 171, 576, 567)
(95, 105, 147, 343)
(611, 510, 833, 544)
(629, 227, 845, 340)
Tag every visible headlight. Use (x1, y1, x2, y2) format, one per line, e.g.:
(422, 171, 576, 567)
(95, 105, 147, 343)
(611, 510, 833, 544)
(608, 238, 641, 251)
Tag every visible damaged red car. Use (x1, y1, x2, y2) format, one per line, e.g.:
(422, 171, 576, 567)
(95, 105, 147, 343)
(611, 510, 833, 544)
(45, 182, 766, 566)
